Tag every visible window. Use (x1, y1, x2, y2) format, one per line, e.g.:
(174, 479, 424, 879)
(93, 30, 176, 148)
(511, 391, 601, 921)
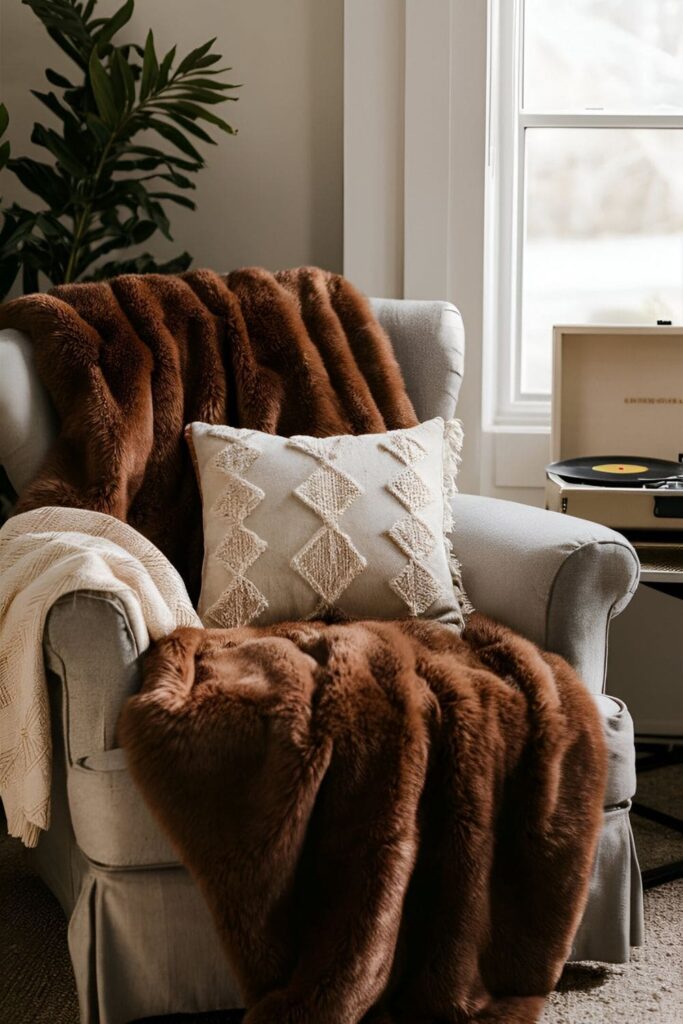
(486, 0, 683, 426)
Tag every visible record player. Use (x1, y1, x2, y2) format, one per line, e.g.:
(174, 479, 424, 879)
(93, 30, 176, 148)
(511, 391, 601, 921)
(545, 324, 683, 532)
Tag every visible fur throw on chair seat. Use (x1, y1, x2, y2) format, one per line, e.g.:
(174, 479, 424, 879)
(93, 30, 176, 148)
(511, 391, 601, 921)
(120, 612, 607, 1024)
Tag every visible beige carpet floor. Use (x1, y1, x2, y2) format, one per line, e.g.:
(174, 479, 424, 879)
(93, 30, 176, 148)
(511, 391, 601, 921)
(541, 760, 683, 1024)
(1, 763, 681, 1024)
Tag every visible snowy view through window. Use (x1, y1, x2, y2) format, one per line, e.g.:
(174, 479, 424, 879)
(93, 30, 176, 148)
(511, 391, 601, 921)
(520, 0, 683, 394)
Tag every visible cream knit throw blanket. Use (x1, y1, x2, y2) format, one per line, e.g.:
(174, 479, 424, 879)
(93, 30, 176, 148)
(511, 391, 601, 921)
(0, 507, 200, 847)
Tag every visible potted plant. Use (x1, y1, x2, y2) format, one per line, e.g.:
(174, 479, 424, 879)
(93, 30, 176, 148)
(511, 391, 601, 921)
(0, 0, 238, 299)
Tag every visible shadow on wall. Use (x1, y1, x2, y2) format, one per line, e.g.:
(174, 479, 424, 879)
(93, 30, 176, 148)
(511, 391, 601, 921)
(165, 0, 344, 274)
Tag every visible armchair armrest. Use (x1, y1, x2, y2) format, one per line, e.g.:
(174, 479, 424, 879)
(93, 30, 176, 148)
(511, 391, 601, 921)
(44, 590, 144, 764)
(43, 590, 180, 869)
(453, 494, 640, 693)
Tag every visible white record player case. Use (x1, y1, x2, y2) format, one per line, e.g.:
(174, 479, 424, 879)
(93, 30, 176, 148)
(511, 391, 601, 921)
(547, 326, 683, 737)
(546, 325, 683, 531)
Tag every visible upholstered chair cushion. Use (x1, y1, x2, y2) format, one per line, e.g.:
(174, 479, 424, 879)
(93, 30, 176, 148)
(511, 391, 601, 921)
(0, 329, 56, 494)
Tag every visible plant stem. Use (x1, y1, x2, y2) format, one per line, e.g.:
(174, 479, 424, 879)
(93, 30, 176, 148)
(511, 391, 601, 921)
(63, 133, 115, 283)
(63, 207, 90, 283)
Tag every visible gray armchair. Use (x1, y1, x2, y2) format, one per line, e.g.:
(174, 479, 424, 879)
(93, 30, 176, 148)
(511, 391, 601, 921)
(0, 300, 642, 1024)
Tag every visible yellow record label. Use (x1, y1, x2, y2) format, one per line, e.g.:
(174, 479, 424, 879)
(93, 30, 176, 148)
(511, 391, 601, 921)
(591, 463, 649, 474)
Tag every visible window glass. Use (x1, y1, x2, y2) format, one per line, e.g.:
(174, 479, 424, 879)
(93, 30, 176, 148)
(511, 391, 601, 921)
(524, 0, 683, 112)
(521, 127, 683, 393)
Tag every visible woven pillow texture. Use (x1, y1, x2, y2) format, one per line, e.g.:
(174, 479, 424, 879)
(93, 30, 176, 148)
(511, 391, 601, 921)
(186, 417, 470, 630)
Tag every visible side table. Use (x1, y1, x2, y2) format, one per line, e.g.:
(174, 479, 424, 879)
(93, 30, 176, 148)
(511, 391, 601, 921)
(607, 539, 683, 889)
(607, 540, 683, 739)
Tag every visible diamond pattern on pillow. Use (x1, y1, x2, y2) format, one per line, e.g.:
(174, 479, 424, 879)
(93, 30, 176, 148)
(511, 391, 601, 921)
(380, 432, 427, 466)
(213, 440, 260, 476)
(292, 528, 367, 606)
(390, 560, 443, 616)
(383, 435, 444, 617)
(387, 467, 433, 513)
(294, 465, 363, 527)
(215, 528, 267, 575)
(211, 476, 264, 523)
(205, 575, 268, 628)
(204, 436, 268, 627)
(388, 516, 435, 561)
(289, 436, 367, 609)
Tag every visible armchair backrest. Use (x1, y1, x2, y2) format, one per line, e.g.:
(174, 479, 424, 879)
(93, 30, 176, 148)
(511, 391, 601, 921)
(369, 299, 464, 422)
(0, 298, 464, 495)
(0, 328, 58, 495)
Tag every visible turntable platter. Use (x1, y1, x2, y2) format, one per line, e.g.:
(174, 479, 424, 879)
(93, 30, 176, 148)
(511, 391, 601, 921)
(546, 456, 683, 487)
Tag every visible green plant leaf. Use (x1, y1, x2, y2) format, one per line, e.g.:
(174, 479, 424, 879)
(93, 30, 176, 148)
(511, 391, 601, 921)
(88, 49, 119, 125)
(147, 118, 204, 162)
(23, 266, 39, 295)
(119, 42, 145, 66)
(120, 145, 199, 171)
(45, 68, 74, 89)
(109, 50, 127, 109)
(165, 88, 232, 106)
(7, 157, 71, 208)
(31, 89, 74, 123)
(45, 27, 88, 70)
(140, 30, 159, 100)
(0, 257, 21, 300)
(62, 85, 89, 114)
(0, 206, 39, 252)
(35, 211, 71, 240)
(142, 197, 171, 238)
(149, 191, 195, 210)
(129, 219, 157, 243)
(113, 156, 158, 171)
(114, 49, 136, 107)
(82, 113, 110, 149)
(31, 124, 87, 176)
(170, 77, 237, 91)
(166, 100, 234, 134)
(157, 252, 193, 273)
(0, 105, 8, 176)
(158, 170, 195, 189)
(175, 38, 217, 76)
(193, 53, 223, 70)
(165, 111, 214, 145)
(94, 0, 134, 45)
(158, 45, 177, 89)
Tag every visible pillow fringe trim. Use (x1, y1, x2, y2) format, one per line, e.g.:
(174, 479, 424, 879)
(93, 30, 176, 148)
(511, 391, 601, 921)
(442, 418, 475, 619)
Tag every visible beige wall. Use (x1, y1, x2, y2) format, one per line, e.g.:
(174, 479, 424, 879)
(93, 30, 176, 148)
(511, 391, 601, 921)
(0, 0, 344, 279)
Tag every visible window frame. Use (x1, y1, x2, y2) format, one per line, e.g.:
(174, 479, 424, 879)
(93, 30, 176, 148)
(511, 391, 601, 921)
(484, 0, 683, 429)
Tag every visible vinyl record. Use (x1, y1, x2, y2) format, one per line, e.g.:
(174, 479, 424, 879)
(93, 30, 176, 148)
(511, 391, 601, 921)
(547, 455, 683, 487)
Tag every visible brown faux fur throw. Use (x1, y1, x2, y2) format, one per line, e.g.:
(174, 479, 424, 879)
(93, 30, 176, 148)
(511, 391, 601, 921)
(120, 612, 607, 1024)
(0, 267, 416, 598)
(3, 267, 607, 1019)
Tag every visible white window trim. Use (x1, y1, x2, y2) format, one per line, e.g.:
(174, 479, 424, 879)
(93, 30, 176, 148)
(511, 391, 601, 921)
(344, 0, 490, 497)
(485, 0, 683, 431)
(344, 0, 562, 497)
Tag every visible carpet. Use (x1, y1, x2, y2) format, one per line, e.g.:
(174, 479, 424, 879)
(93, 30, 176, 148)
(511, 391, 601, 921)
(1, 764, 681, 1024)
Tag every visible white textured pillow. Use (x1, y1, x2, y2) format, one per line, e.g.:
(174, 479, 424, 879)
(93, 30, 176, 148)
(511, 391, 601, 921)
(187, 417, 470, 630)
